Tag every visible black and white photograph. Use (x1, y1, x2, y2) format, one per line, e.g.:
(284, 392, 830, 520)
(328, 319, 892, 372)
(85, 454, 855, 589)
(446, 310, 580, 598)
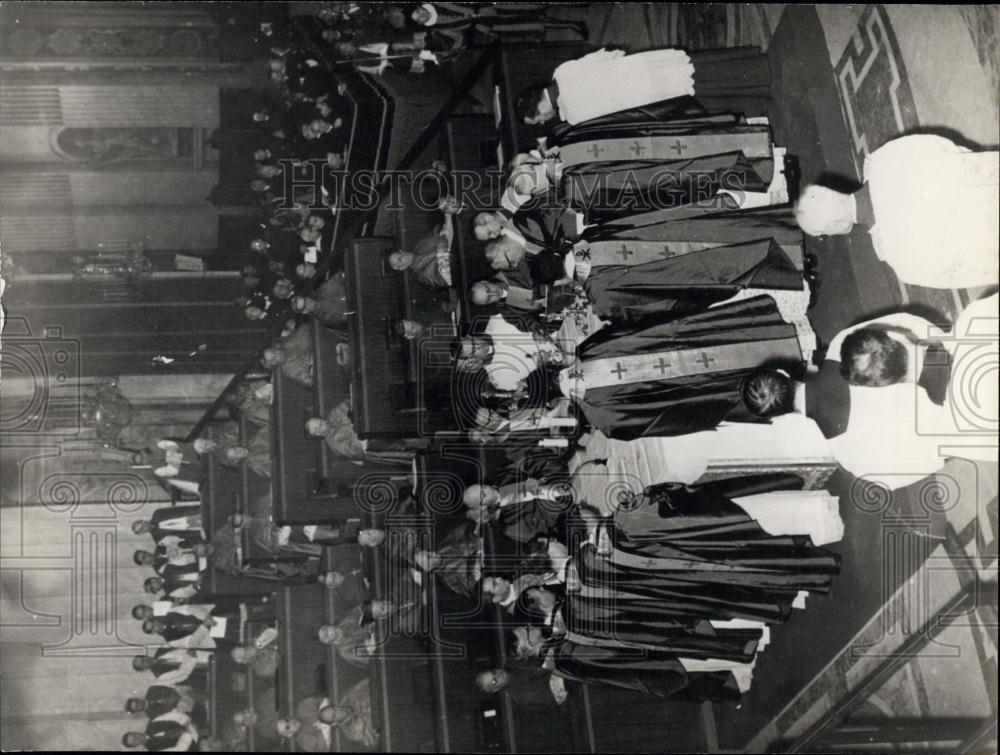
(0, 2, 997, 752)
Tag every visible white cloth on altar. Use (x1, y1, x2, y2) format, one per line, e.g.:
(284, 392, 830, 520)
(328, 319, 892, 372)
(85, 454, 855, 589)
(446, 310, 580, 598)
(864, 135, 999, 289)
(553, 48, 695, 125)
(569, 413, 834, 514)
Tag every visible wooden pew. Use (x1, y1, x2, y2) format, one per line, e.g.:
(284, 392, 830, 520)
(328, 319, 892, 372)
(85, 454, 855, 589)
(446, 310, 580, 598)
(310, 318, 365, 490)
(202, 450, 239, 538)
(276, 584, 329, 720)
(270, 370, 364, 524)
(345, 238, 455, 438)
(444, 113, 506, 326)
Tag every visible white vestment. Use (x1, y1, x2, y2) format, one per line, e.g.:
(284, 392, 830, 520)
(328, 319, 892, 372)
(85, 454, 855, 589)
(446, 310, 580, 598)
(865, 135, 999, 289)
(827, 295, 998, 490)
(553, 49, 695, 125)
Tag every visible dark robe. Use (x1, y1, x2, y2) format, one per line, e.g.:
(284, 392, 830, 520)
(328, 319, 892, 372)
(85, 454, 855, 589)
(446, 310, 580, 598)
(495, 435, 573, 487)
(689, 46, 772, 117)
(153, 557, 202, 584)
(563, 151, 771, 225)
(149, 648, 203, 683)
(564, 478, 839, 653)
(584, 238, 801, 325)
(504, 660, 561, 708)
(579, 205, 803, 250)
(503, 195, 580, 247)
(550, 95, 740, 146)
(570, 296, 805, 439)
(147, 505, 203, 545)
(144, 719, 189, 752)
(158, 612, 205, 644)
(563, 590, 763, 662)
(496, 498, 567, 543)
(805, 359, 852, 440)
(544, 48, 770, 138)
(500, 248, 566, 291)
(143, 684, 182, 719)
(549, 639, 741, 702)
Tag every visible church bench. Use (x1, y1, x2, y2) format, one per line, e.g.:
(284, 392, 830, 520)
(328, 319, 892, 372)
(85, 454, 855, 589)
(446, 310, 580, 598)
(206, 629, 260, 752)
(444, 114, 504, 325)
(270, 370, 371, 524)
(310, 318, 361, 485)
(357, 510, 444, 752)
(202, 450, 240, 538)
(345, 237, 457, 438)
(235, 413, 279, 566)
(318, 543, 372, 751)
(275, 584, 331, 720)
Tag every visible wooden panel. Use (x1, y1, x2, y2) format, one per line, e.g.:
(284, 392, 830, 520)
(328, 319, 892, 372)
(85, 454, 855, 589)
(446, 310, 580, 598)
(311, 318, 368, 485)
(270, 371, 374, 524)
(277, 585, 330, 718)
(345, 237, 421, 437)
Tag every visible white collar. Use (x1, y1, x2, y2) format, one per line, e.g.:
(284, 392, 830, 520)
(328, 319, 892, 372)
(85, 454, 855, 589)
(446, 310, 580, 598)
(498, 587, 518, 608)
(421, 3, 438, 26)
(501, 226, 527, 248)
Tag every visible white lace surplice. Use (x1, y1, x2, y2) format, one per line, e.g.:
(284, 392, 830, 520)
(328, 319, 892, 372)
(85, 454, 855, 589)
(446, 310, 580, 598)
(554, 48, 695, 125)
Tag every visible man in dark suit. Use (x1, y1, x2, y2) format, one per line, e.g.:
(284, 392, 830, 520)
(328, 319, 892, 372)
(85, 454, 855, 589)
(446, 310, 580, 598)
(132, 648, 207, 686)
(122, 716, 199, 751)
(131, 504, 203, 545)
(125, 684, 193, 719)
(475, 663, 566, 708)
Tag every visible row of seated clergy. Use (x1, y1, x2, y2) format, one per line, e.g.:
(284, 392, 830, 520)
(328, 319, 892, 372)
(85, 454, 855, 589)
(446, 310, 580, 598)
(471, 475, 842, 705)
(454, 303, 810, 443)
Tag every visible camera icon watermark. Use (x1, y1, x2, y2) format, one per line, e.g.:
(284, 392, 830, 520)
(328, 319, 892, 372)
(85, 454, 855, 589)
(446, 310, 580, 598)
(0, 317, 82, 436)
(915, 295, 998, 439)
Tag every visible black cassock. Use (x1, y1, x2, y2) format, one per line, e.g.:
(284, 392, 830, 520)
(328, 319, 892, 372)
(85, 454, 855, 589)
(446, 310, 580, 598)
(584, 238, 801, 325)
(563, 151, 772, 225)
(563, 477, 840, 658)
(551, 95, 749, 146)
(567, 295, 805, 440)
(549, 638, 742, 702)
